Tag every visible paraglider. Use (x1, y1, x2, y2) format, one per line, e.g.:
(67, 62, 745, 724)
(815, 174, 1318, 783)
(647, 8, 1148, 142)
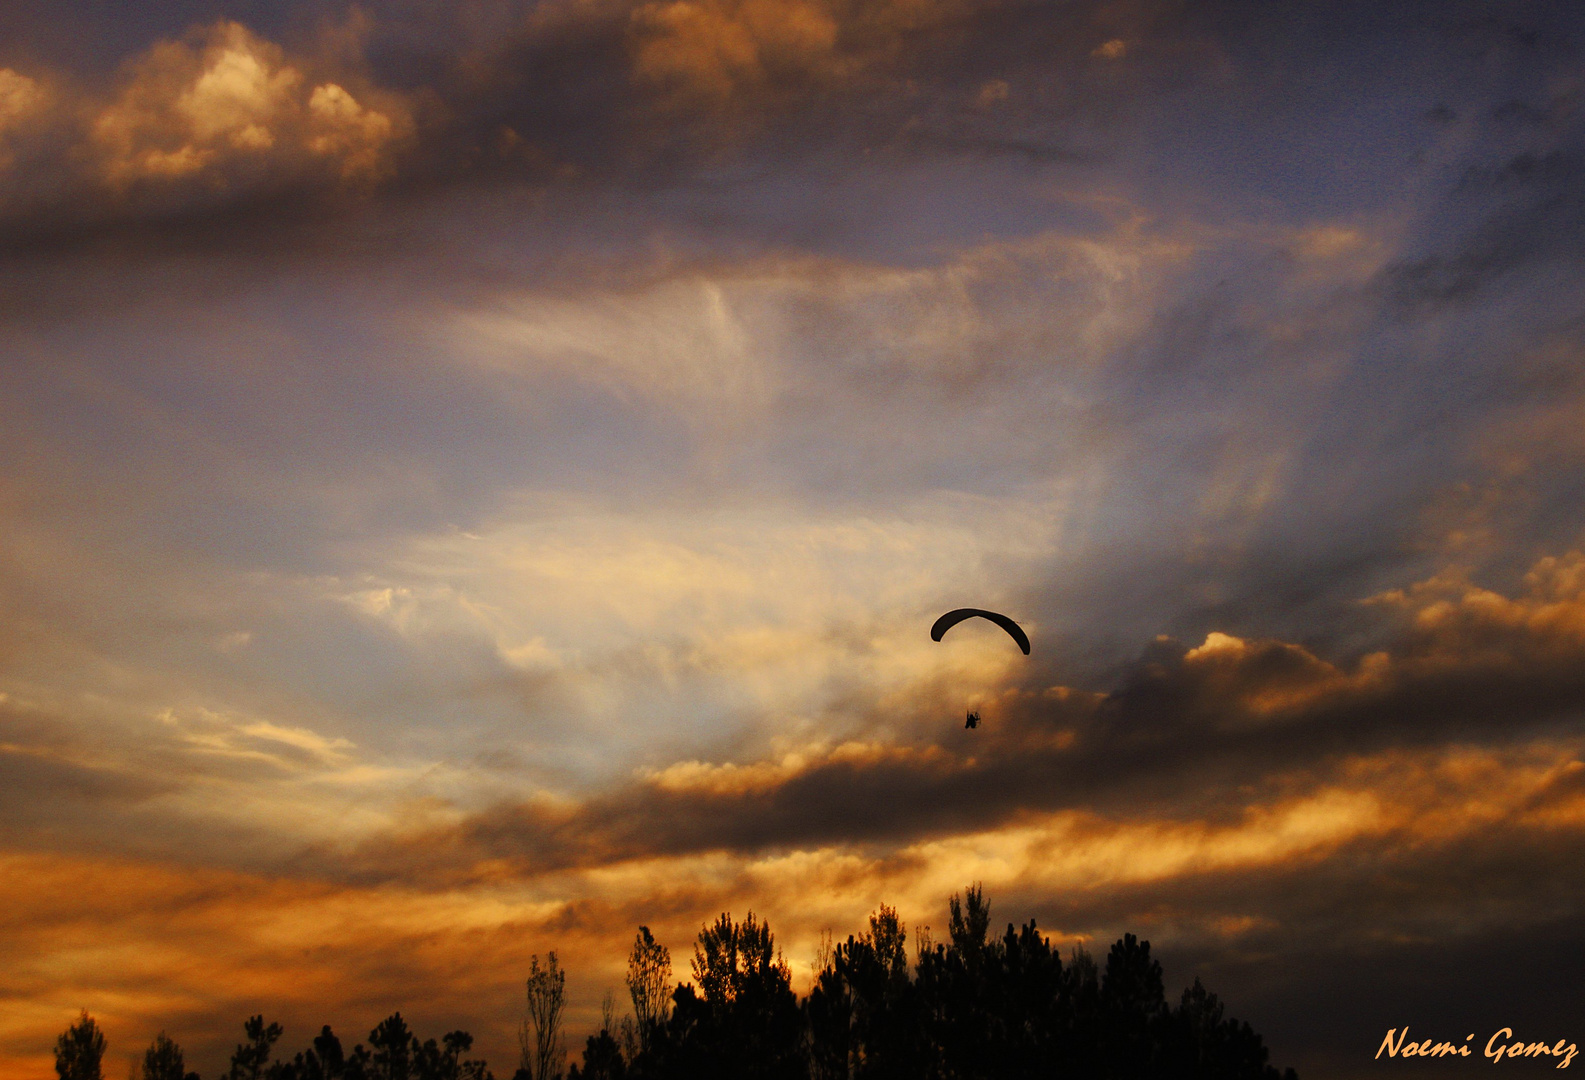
(930, 608, 1030, 655)
(932, 608, 1030, 731)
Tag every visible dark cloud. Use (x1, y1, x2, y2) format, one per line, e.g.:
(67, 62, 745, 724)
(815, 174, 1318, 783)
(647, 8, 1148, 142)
(9, 0, 1580, 256)
(0, 742, 175, 812)
(1389, 154, 1585, 307)
(318, 558, 1585, 884)
(270, 578, 1585, 1076)
(1041, 822, 1585, 1078)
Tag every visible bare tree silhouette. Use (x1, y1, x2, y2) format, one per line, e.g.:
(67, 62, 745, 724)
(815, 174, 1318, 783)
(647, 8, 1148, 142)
(520, 953, 567, 1080)
(626, 927, 672, 1055)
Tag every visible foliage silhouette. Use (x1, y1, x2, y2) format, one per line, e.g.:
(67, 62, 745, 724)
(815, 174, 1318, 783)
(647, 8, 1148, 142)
(55, 1012, 107, 1080)
(141, 1033, 200, 1080)
(232, 1014, 492, 1080)
(567, 1028, 626, 1080)
(261, 1024, 354, 1080)
(228, 1017, 283, 1080)
(521, 953, 568, 1080)
(53, 887, 1296, 1080)
(369, 1014, 414, 1080)
(626, 927, 672, 1056)
(635, 911, 804, 1080)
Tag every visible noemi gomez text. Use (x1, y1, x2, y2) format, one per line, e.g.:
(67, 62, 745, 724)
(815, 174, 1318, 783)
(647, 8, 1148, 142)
(1378, 1029, 1578, 1067)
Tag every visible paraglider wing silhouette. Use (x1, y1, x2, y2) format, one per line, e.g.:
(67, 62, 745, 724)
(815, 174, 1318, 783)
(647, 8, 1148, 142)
(930, 608, 1031, 655)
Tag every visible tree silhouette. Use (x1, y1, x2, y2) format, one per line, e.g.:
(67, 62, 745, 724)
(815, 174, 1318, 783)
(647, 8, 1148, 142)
(80, 886, 1299, 1080)
(265, 1018, 491, 1080)
(269, 1025, 349, 1080)
(313, 1026, 348, 1080)
(567, 1029, 626, 1080)
(947, 885, 992, 962)
(228, 1017, 283, 1080)
(1100, 933, 1168, 1079)
(833, 889, 1294, 1080)
(140, 1033, 199, 1080)
(55, 1012, 107, 1080)
(439, 1030, 495, 1080)
(521, 953, 568, 1080)
(820, 906, 926, 1080)
(368, 1014, 414, 1080)
(1161, 980, 1296, 1080)
(626, 927, 672, 1056)
(803, 959, 853, 1080)
(647, 911, 804, 1080)
(598, 893, 1296, 1078)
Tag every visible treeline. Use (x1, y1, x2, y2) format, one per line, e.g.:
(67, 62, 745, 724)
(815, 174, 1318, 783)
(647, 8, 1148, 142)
(53, 1013, 490, 1080)
(52, 887, 1297, 1080)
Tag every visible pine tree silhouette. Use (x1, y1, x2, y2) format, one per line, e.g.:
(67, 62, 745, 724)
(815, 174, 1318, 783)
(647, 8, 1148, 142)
(119, 886, 1298, 1080)
(140, 1033, 199, 1080)
(54, 1013, 107, 1080)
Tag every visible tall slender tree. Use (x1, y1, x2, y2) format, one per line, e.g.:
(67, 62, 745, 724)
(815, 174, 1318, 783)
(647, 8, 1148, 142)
(520, 953, 567, 1080)
(625, 928, 671, 1055)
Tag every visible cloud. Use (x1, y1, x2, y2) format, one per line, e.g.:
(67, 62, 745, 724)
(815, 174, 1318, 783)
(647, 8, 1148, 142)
(5, 725, 1584, 1080)
(0, 850, 567, 1080)
(90, 22, 407, 186)
(629, 0, 844, 102)
(0, 184, 1576, 867)
(312, 491, 1063, 772)
(0, 20, 415, 250)
(0, 68, 46, 142)
(1367, 551, 1585, 662)
(0, 66, 62, 190)
(0, 0, 1229, 249)
(0, 0, 1567, 259)
(293, 548, 1585, 889)
(621, 0, 1068, 123)
(0, 2, 1572, 251)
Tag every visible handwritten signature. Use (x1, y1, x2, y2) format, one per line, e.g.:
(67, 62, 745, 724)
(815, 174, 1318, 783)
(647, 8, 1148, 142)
(1377, 1028, 1578, 1068)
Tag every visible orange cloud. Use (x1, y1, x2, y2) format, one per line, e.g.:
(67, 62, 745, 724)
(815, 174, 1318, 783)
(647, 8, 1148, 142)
(9, 563, 1585, 1059)
(0, 851, 602, 1080)
(1367, 550, 1585, 665)
(642, 739, 953, 797)
(6, 731, 1584, 1078)
(91, 22, 410, 186)
(0, 70, 47, 135)
(625, 0, 984, 108)
(630, 0, 843, 101)
(0, 68, 51, 174)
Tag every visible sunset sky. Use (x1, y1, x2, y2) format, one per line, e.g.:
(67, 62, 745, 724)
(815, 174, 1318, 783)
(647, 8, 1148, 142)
(3, 2, 1585, 1077)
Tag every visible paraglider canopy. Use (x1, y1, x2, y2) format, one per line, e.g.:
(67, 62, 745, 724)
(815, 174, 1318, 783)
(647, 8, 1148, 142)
(930, 608, 1030, 655)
